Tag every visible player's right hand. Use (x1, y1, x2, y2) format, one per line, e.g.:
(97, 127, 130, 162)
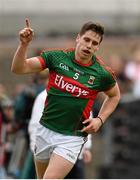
(19, 18, 34, 45)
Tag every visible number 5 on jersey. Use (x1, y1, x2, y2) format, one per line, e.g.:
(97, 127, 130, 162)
(73, 73, 80, 80)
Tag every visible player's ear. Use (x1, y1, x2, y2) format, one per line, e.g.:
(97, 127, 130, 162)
(76, 34, 80, 43)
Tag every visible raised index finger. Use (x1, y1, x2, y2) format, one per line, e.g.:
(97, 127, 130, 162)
(25, 18, 30, 28)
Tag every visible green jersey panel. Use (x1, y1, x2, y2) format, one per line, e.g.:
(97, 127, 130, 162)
(40, 95, 89, 136)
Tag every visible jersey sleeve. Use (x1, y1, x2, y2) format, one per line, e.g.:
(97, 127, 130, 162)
(38, 51, 52, 70)
(100, 68, 117, 91)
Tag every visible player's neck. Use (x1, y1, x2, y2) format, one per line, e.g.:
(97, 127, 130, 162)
(74, 57, 93, 67)
(75, 54, 92, 65)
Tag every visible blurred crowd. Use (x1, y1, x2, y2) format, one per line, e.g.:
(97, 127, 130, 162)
(0, 70, 47, 178)
(1, 44, 140, 178)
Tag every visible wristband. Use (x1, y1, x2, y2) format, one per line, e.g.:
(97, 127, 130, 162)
(97, 116, 104, 126)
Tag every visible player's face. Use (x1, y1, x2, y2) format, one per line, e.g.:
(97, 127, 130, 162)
(75, 30, 101, 60)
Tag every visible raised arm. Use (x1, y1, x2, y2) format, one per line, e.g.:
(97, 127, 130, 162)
(11, 18, 43, 74)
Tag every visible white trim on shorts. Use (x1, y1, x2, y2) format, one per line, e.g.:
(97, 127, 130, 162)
(33, 124, 86, 164)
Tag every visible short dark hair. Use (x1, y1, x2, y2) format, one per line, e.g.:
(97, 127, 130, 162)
(79, 21, 104, 42)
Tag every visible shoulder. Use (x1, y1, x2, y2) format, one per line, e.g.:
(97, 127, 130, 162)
(41, 47, 75, 55)
(41, 48, 75, 65)
(96, 56, 116, 79)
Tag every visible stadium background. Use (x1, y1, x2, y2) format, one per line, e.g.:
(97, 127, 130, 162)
(0, 0, 140, 178)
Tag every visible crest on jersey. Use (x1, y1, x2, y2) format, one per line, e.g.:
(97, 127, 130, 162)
(88, 76, 95, 85)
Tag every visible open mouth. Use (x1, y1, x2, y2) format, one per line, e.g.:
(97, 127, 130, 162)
(82, 49, 90, 55)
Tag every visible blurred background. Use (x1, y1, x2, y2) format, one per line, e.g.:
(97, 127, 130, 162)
(0, 0, 140, 178)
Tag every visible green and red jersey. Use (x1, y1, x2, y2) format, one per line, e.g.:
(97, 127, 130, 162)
(38, 48, 116, 136)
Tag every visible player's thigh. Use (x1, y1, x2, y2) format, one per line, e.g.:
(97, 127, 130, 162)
(43, 153, 74, 179)
(34, 158, 49, 179)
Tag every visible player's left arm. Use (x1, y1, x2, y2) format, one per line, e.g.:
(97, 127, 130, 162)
(97, 82, 120, 123)
(81, 83, 120, 133)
